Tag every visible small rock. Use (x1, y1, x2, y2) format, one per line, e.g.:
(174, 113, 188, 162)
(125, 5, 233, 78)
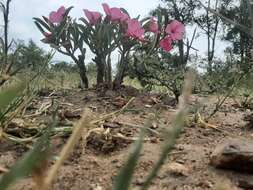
(176, 145, 185, 151)
(210, 138, 253, 173)
(197, 180, 213, 188)
(215, 178, 238, 190)
(59, 109, 81, 120)
(111, 159, 119, 164)
(90, 184, 102, 190)
(238, 179, 253, 189)
(166, 162, 190, 176)
(134, 178, 144, 186)
(115, 163, 121, 168)
(246, 109, 251, 114)
(176, 159, 185, 164)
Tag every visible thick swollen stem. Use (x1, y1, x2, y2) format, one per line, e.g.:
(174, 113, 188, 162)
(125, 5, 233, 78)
(113, 50, 128, 89)
(93, 55, 105, 86)
(69, 54, 89, 89)
(77, 56, 89, 89)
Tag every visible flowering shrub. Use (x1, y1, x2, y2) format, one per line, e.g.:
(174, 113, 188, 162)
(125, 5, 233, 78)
(34, 3, 185, 89)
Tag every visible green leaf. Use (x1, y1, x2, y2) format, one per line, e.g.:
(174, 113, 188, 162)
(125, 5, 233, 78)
(33, 18, 51, 31)
(79, 18, 95, 32)
(34, 21, 46, 35)
(42, 16, 50, 23)
(64, 6, 74, 17)
(112, 131, 144, 190)
(140, 17, 151, 24)
(120, 8, 130, 16)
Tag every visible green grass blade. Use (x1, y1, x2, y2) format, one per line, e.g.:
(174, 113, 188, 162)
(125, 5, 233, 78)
(140, 110, 186, 190)
(140, 71, 194, 190)
(112, 130, 144, 190)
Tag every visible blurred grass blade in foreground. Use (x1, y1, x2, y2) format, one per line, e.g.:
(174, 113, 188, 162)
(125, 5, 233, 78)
(0, 118, 56, 190)
(113, 130, 145, 190)
(140, 71, 193, 190)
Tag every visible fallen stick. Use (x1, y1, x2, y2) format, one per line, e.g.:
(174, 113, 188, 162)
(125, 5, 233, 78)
(116, 121, 159, 135)
(91, 97, 135, 125)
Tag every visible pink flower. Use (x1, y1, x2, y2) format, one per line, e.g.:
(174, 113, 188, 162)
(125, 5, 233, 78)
(110, 8, 123, 21)
(102, 3, 129, 23)
(102, 3, 111, 15)
(49, 6, 66, 24)
(83, 9, 102, 25)
(165, 20, 185, 41)
(148, 17, 159, 33)
(159, 36, 173, 52)
(43, 32, 52, 38)
(126, 19, 145, 41)
(42, 32, 53, 43)
(119, 12, 130, 22)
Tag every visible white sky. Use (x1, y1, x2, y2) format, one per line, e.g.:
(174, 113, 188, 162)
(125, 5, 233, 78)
(3, 0, 229, 64)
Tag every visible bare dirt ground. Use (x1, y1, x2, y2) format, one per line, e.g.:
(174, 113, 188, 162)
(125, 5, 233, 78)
(0, 87, 253, 190)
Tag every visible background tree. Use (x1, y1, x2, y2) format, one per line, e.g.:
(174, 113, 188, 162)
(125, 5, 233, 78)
(221, 0, 253, 66)
(0, 0, 19, 85)
(190, 0, 234, 92)
(17, 40, 51, 71)
(194, 0, 220, 75)
(51, 61, 78, 73)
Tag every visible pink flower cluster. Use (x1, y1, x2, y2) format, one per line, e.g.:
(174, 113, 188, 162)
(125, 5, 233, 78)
(159, 20, 185, 52)
(47, 4, 185, 52)
(102, 3, 145, 41)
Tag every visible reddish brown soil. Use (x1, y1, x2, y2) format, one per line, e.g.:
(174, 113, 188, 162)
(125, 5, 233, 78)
(0, 87, 253, 190)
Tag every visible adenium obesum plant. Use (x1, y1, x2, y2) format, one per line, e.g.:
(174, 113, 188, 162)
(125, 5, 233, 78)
(34, 3, 185, 89)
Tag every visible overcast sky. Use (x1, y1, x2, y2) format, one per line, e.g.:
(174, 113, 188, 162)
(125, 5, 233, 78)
(4, 0, 229, 64)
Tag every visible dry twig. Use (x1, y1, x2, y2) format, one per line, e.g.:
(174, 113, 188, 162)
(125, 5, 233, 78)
(91, 97, 135, 125)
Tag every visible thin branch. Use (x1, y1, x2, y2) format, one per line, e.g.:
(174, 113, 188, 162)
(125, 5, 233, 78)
(197, 0, 252, 38)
